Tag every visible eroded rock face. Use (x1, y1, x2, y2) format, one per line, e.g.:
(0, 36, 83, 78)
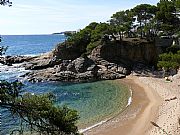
(52, 42, 81, 60)
(24, 59, 61, 70)
(90, 40, 157, 68)
(71, 57, 94, 73)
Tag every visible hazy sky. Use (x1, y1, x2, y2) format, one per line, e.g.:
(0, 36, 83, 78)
(0, 0, 159, 35)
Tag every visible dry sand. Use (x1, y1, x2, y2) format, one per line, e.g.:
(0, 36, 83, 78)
(83, 71, 180, 135)
(139, 75, 180, 135)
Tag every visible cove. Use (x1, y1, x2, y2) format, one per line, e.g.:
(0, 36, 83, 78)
(25, 80, 130, 128)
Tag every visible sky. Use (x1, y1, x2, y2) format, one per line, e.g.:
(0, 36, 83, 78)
(0, 0, 159, 35)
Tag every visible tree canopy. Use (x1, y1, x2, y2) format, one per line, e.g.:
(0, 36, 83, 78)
(110, 10, 134, 40)
(0, 80, 80, 135)
(156, 0, 180, 34)
(132, 4, 158, 38)
(157, 50, 180, 70)
(1, 1, 180, 133)
(0, 46, 8, 55)
(57, 1, 180, 58)
(0, 0, 12, 6)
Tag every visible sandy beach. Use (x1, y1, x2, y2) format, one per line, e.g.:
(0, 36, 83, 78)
(140, 74, 180, 135)
(83, 71, 180, 135)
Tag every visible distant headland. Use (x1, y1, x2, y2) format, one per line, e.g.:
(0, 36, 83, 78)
(52, 31, 76, 35)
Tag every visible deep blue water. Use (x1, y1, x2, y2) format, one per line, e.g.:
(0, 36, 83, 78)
(0, 35, 130, 134)
(0, 34, 65, 56)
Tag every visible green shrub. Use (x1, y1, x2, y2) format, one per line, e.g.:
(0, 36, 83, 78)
(166, 45, 180, 54)
(157, 52, 180, 70)
(86, 41, 101, 54)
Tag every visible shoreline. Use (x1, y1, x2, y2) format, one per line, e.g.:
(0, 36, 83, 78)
(79, 83, 133, 133)
(2, 59, 179, 134)
(83, 76, 162, 135)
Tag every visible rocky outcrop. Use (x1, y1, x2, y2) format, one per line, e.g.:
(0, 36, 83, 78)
(0, 56, 34, 66)
(3, 38, 161, 83)
(23, 57, 93, 82)
(52, 42, 82, 60)
(24, 58, 61, 70)
(24, 57, 126, 82)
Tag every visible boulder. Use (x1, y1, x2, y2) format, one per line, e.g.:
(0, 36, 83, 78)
(77, 71, 95, 81)
(52, 42, 81, 60)
(71, 57, 94, 73)
(117, 66, 131, 75)
(24, 57, 61, 70)
(100, 71, 126, 80)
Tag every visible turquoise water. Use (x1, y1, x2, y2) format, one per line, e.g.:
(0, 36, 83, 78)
(0, 35, 130, 134)
(25, 81, 130, 127)
(0, 80, 130, 134)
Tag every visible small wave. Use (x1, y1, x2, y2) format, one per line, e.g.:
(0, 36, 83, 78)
(0, 64, 29, 80)
(79, 86, 133, 133)
(23, 54, 41, 57)
(0, 65, 25, 72)
(79, 119, 108, 133)
(2, 53, 42, 57)
(126, 87, 133, 107)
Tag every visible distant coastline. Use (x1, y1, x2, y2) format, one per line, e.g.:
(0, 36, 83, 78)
(52, 31, 76, 35)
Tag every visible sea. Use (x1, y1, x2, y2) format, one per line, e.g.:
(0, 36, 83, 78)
(0, 35, 131, 134)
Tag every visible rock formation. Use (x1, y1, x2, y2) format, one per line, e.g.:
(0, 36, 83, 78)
(2, 38, 163, 83)
(24, 56, 125, 82)
(0, 56, 34, 66)
(90, 39, 157, 67)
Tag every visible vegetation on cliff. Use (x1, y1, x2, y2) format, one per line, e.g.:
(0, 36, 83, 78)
(1, 0, 180, 134)
(158, 49, 180, 70)
(0, 0, 12, 6)
(56, 0, 179, 59)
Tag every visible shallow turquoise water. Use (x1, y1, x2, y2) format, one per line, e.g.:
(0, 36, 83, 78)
(0, 79, 130, 134)
(25, 80, 130, 127)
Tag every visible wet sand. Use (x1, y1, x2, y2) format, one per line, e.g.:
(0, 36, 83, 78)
(83, 76, 162, 135)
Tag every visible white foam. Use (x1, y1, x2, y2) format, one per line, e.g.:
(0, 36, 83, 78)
(79, 87, 133, 133)
(0, 64, 29, 80)
(126, 87, 133, 107)
(22, 54, 40, 57)
(0, 65, 24, 72)
(79, 119, 108, 133)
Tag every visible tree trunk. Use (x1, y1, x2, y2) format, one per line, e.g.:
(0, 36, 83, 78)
(119, 32, 122, 41)
(111, 34, 116, 41)
(140, 21, 143, 38)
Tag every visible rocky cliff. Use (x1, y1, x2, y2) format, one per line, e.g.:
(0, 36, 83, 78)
(4, 38, 161, 82)
(90, 39, 157, 68)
